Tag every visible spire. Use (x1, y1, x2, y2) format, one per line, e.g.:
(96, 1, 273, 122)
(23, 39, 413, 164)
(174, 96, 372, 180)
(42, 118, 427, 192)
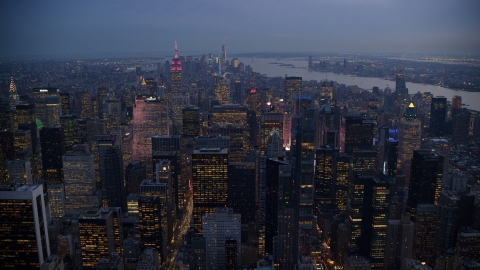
(9, 77, 17, 100)
(174, 40, 178, 58)
(403, 102, 418, 119)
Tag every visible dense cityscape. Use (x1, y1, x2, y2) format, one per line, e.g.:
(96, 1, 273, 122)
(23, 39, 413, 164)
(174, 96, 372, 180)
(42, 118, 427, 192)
(1, 39, 480, 270)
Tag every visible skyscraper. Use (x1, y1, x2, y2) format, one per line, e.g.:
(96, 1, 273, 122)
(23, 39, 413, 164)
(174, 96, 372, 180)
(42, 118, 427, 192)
(138, 196, 164, 262)
(285, 76, 302, 110)
(32, 88, 59, 128)
(0, 184, 50, 269)
(340, 116, 374, 153)
(133, 95, 169, 176)
(214, 78, 230, 105)
(101, 146, 126, 212)
(290, 109, 317, 256)
(315, 145, 338, 209)
(395, 74, 408, 100)
(407, 149, 444, 216)
(125, 160, 146, 195)
(430, 96, 447, 137)
(170, 41, 183, 99)
(227, 162, 256, 225)
(63, 145, 99, 212)
(182, 106, 201, 137)
(192, 148, 229, 234)
(60, 92, 71, 115)
(202, 208, 241, 270)
(396, 103, 422, 186)
(60, 114, 78, 151)
(78, 91, 94, 120)
(260, 113, 283, 156)
(78, 207, 124, 270)
(40, 125, 65, 184)
(171, 95, 189, 135)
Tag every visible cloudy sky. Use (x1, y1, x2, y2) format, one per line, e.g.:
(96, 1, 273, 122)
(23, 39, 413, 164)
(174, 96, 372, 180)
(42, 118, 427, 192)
(1, 0, 479, 57)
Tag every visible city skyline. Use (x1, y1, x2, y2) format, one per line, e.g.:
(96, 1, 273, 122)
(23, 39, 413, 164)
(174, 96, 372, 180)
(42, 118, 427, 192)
(1, 0, 480, 57)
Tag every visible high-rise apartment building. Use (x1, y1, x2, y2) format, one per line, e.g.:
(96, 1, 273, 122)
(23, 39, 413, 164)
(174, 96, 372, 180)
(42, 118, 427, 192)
(0, 184, 50, 269)
(192, 148, 229, 234)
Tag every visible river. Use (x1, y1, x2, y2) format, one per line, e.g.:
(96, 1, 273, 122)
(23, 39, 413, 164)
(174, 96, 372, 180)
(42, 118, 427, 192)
(237, 57, 480, 111)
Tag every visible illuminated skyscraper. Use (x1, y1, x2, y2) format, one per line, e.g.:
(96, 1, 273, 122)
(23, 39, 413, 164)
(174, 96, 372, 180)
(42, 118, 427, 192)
(78, 207, 123, 270)
(47, 183, 66, 218)
(430, 96, 447, 137)
(396, 103, 421, 186)
(40, 125, 65, 184)
(60, 92, 71, 115)
(182, 106, 201, 137)
(260, 113, 283, 156)
(170, 41, 183, 100)
(63, 145, 99, 212)
(133, 95, 169, 176)
(14, 103, 35, 130)
(138, 196, 164, 262)
(211, 104, 250, 161)
(315, 146, 338, 209)
(333, 152, 351, 212)
(9, 77, 18, 109)
(171, 95, 189, 135)
(0, 184, 50, 269)
(215, 78, 230, 105)
(192, 148, 229, 235)
(78, 91, 94, 120)
(285, 76, 302, 111)
(32, 88, 60, 128)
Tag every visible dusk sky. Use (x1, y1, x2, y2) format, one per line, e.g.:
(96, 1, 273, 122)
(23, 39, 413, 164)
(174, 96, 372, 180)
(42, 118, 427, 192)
(1, 0, 480, 57)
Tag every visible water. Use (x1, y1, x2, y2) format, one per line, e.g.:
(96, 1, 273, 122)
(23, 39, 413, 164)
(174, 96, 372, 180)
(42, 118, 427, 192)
(238, 57, 480, 111)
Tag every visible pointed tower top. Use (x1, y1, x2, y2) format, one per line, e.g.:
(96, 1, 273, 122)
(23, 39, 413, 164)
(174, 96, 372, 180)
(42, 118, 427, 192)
(174, 40, 178, 58)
